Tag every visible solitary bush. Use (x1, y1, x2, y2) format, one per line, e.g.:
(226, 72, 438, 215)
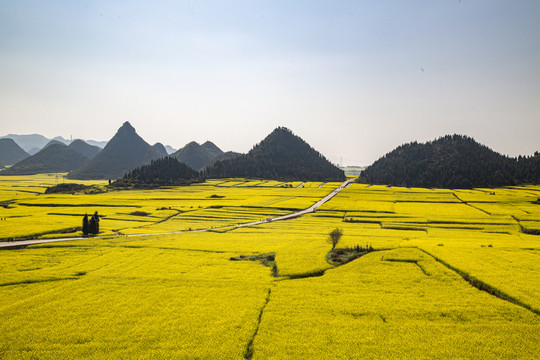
(130, 211, 151, 216)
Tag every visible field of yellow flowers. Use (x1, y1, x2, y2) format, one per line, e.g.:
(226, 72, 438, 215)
(0, 174, 539, 359)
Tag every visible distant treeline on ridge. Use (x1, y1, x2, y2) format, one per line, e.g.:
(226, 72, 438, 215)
(359, 134, 540, 189)
(114, 157, 203, 188)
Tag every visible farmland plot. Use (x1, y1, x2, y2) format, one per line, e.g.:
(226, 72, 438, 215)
(0, 175, 539, 359)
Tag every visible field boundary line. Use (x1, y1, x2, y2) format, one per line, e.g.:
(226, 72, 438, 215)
(416, 247, 539, 316)
(451, 193, 492, 215)
(244, 288, 271, 360)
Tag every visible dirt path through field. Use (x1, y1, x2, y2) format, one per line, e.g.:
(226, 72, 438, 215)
(0, 178, 356, 249)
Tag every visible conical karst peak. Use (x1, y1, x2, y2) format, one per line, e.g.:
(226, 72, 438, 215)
(118, 121, 136, 134)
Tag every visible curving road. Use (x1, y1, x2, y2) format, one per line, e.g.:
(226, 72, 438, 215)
(235, 178, 355, 227)
(0, 178, 356, 249)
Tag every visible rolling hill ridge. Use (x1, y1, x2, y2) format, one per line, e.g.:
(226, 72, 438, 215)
(2, 143, 90, 175)
(68, 139, 102, 159)
(359, 134, 540, 188)
(204, 127, 345, 181)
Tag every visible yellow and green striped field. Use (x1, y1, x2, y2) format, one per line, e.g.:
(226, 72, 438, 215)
(1, 174, 539, 359)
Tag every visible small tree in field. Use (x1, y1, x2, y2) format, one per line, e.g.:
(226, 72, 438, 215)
(88, 211, 100, 235)
(328, 228, 343, 250)
(82, 213, 89, 236)
(93, 211, 100, 234)
(89, 215, 96, 235)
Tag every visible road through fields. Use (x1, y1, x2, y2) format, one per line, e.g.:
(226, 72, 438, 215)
(0, 178, 356, 249)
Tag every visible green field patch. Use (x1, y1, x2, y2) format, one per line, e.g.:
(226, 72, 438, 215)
(230, 253, 278, 277)
(326, 244, 376, 266)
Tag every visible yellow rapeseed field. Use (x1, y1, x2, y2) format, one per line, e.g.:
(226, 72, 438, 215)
(0, 174, 539, 358)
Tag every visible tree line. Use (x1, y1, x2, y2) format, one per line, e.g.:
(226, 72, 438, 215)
(112, 156, 203, 188)
(359, 134, 540, 188)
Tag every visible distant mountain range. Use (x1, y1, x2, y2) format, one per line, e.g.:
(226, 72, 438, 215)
(164, 145, 177, 155)
(65, 122, 242, 180)
(1, 123, 345, 182)
(3, 125, 538, 187)
(152, 142, 168, 156)
(171, 141, 239, 171)
(2, 143, 92, 175)
(0, 123, 234, 179)
(68, 139, 102, 159)
(0, 134, 107, 155)
(0, 138, 30, 167)
(359, 134, 540, 188)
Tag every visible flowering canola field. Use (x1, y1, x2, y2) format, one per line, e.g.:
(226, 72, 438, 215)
(0, 175, 539, 359)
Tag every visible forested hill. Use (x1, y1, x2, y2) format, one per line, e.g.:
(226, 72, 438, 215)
(114, 157, 203, 187)
(359, 134, 540, 189)
(204, 127, 345, 181)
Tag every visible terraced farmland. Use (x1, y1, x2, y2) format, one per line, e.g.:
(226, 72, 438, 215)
(0, 175, 539, 359)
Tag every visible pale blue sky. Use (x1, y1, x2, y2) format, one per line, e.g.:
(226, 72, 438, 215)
(1, 1, 539, 165)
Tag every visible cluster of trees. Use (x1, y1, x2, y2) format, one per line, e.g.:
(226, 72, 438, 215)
(112, 157, 203, 188)
(203, 127, 345, 182)
(45, 183, 89, 194)
(359, 135, 540, 188)
(82, 211, 100, 236)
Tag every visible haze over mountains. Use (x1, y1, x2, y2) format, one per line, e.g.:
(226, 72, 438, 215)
(1, 122, 233, 178)
(152, 143, 168, 156)
(0, 134, 107, 155)
(1, 122, 345, 182)
(171, 141, 237, 171)
(1, 143, 91, 175)
(0, 138, 29, 167)
(2, 123, 539, 187)
(68, 140, 102, 160)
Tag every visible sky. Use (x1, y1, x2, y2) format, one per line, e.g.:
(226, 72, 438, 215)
(1, 1, 539, 166)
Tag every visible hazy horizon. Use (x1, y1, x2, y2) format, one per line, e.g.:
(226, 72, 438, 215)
(1, 1, 539, 166)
